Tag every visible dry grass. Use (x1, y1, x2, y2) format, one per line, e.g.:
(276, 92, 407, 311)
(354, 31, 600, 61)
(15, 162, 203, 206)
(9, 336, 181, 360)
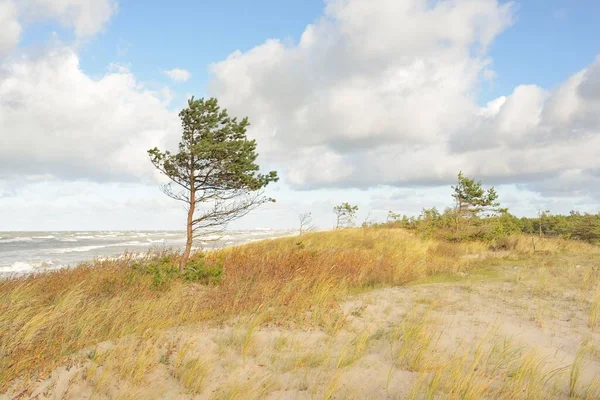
(0, 228, 470, 389)
(407, 326, 599, 400)
(1, 228, 598, 397)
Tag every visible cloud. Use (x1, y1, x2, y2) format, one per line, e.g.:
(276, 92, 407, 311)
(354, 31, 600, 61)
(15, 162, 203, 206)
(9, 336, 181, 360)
(0, 0, 21, 54)
(209, 0, 514, 184)
(0, 47, 179, 182)
(448, 56, 600, 197)
(0, 180, 185, 230)
(163, 68, 191, 82)
(0, 0, 599, 232)
(208, 0, 600, 201)
(18, 0, 117, 38)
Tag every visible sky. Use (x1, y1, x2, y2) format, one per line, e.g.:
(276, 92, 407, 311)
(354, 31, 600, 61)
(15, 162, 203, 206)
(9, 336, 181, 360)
(0, 0, 599, 231)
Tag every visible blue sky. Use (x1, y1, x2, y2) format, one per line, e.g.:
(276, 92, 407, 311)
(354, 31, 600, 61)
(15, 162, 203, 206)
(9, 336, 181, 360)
(19, 0, 325, 103)
(1, 0, 600, 230)
(20, 0, 600, 105)
(480, 0, 600, 101)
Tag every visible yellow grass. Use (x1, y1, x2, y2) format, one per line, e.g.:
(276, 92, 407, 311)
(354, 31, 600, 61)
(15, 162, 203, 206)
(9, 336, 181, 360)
(1, 228, 598, 397)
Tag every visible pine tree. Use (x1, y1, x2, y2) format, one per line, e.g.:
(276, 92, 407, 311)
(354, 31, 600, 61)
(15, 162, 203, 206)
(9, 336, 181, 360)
(451, 171, 500, 233)
(148, 97, 278, 270)
(333, 202, 358, 229)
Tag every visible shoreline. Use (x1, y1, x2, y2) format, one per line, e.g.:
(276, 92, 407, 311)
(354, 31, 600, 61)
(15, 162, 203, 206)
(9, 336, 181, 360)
(0, 230, 299, 279)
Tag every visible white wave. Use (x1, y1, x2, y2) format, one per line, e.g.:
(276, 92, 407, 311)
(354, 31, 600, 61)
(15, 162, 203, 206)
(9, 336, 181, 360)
(33, 235, 55, 239)
(48, 240, 153, 254)
(1, 261, 34, 272)
(120, 241, 149, 246)
(75, 235, 95, 239)
(0, 260, 59, 274)
(59, 238, 78, 242)
(0, 237, 33, 243)
(202, 235, 222, 241)
(49, 245, 108, 254)
(146, 239, 165, 243)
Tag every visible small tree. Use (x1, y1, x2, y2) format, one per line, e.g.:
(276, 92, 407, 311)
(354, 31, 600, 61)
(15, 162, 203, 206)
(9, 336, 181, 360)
(361, 210, 374, 227)
(451, 171, 500, 233)
(333, 202, 358, 229)
(148, 97, 278, 271)
(298, 212, 315, 235)
(387, 211, 401, 223)
(537, 209, 550, 238)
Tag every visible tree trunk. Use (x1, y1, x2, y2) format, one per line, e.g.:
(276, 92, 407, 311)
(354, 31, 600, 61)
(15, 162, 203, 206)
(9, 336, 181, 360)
(180, 153, 196, 272)
(454, 200, 461, 234)
(180, 197, 195, 272)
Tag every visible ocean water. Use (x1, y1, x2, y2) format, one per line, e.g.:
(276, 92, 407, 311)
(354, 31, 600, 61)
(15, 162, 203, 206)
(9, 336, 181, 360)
(0, 229, 295, 276)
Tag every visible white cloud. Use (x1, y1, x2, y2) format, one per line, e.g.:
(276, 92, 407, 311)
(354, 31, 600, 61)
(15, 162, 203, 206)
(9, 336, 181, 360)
(163, 68, 191, 82)
(0, 0, 21, 54)
(448, 57, 600, 197)
(208, 0, 600, 202)
(0, 180, 185, 230)
(209, 0, 514, 184)
(1, 0, 599, 231)
(19, 0, 117, 38)
(0, 47, 179, 182)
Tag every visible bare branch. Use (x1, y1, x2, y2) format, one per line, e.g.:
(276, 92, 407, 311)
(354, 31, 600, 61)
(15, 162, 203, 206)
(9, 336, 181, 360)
(299, 212, 315, 235)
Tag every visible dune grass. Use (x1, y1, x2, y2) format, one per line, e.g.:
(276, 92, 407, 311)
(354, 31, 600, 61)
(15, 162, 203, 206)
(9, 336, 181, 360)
(1, 228, 598, 396)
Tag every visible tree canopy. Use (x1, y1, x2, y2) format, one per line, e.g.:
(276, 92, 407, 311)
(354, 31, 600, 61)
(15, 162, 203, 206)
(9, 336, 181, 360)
(334, 202, 359, 229)
(452, 171, 500, 219)
(148, 97, 278, 269)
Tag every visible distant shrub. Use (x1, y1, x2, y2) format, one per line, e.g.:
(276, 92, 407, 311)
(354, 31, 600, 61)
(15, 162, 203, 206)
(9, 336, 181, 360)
(488, 235, 519, 251)
(183, 254, 223, 284)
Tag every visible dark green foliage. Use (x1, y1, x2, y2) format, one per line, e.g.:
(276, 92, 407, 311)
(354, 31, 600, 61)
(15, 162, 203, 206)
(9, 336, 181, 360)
(452, 171, 500, 218)
(148, 97, 278, 197)
(380, 209, 600, 245)
(132, 256, 179, 289)
(131, 254, 223, 289)
(527, 211, 600, 243)
(379, 171, 599, 245)
(182, 255, 223, 284)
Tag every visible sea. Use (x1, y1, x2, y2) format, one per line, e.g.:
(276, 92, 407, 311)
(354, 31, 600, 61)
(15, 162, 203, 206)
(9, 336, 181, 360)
(0, 229, 295, 277)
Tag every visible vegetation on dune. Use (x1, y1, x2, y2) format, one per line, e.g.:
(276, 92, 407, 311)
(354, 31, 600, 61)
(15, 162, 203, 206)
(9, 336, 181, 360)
(0, 229, 494, 389)
(1, 227, 598, 396)
(148, 96, 278, 270)
(382, 206, 600, 245)
(2, 149, 599, 396)
(380, 172, 600, 245)
(298, 211, 315, 235)
(333, 202, 359, 229)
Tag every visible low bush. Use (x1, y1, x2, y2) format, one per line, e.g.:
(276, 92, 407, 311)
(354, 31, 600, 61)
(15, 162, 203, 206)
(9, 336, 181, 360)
(183, 255, 223, 284)
(131, 253, 223, 289)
